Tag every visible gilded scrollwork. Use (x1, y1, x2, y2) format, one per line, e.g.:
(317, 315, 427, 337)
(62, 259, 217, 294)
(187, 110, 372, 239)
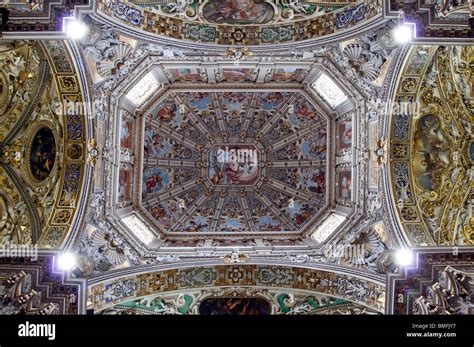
(389, 45, 473, 246)
(0, 172, 31, 245)
(0, 41, 40, 142)
(97, 0, 382, 46)
(0, 39, 88, 249)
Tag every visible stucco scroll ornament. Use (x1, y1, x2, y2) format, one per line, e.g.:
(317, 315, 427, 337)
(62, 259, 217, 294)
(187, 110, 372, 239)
(375, 138, 387, 165)
(222, 249, 248, 263)
(366, 191, 383, 221)
(88, 192, 105, 226)
(165, 0, 194, 14)
(0, 195, 30, 245)
(0, 195, 16, 244)
(138, 297, 182, 314)
(0, 49, 25, 82)
(154, 254, 180, 263)
(285, 253, 325, 263)
(83, 25, 122, 62)
(281, 0, 311, 14)
(224, 47, 253, 62)
(278, 293, 315, 314)
(87, 139, 100, 167)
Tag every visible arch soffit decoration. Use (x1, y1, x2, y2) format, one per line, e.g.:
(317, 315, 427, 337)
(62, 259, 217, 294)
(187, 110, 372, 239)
(0, 39, 90, 249)
(94, 0, 383, 47)
(387, 45, 473, 247)
(87, 264, 386, 313)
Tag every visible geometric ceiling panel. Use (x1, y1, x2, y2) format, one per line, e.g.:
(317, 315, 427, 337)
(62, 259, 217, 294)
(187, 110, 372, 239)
(138, 90, 329, 235)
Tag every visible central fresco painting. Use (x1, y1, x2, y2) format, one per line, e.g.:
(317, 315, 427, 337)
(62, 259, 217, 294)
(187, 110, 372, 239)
(140, 91, 328, 234)
(202, 0, 274, 25)
(208, 144, 260, 185)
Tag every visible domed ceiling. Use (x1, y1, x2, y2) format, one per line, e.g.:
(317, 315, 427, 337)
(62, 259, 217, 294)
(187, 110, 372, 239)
(0, 0, 473, 320)
(139, 90, 328, 235)
(72, 15, 406, 271)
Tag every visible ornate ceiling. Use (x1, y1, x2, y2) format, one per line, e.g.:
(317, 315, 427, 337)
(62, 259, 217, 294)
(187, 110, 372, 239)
(0, 39, 88, 249)
(79, 19, 400, 254)
(0, 0, 472, 317)
(388, 45, 473, 246)
(139, 90, 329, 236)
(95, 0, 381, 46)
(68, 18, 404, 306)
(2, 0, 471, 42)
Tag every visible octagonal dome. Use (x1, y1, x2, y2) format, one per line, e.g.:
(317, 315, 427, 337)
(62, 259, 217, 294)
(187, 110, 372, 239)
(86, 30, 367, 248)
(137, 90, 329, 235)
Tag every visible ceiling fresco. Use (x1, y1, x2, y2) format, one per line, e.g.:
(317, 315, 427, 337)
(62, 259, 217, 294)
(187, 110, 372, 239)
(96, 0, 383, 45)
(2, 0, 471, 43)
(131, 0, 354, 24)
(0, 0, 472, 321)
(75, 19, 404, 278)
(137, 90, 329, 235)
(389, 45, 473, 246)
(0, 40, 88, 249)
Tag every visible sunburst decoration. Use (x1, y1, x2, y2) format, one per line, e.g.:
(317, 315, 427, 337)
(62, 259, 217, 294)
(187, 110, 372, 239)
(346, 229, 386, 267)
(91, 229, 127, 265)
(96, 43, 133, 79)
(343, 43, 379, 81)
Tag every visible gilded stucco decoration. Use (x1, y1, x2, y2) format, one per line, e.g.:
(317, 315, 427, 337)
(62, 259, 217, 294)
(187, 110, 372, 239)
(0, 40, 88, 249)
(88, 265, 386, 312)
(96, 0, 383, 46)
(99, 287, 380, 315)
(389, 45, 473, 246)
